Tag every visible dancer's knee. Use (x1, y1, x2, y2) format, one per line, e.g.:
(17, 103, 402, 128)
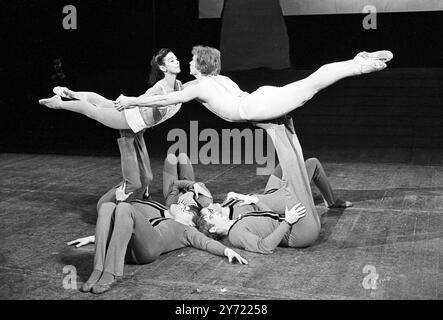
(98, 202, 116, 217)
(114, 203, 133, 220)
(177, 153, 190, 164)
(306, 158, 320, 168)
(165, 153, 178, 166)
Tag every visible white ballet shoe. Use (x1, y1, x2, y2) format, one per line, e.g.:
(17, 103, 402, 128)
(356, 50, 393, 63)
(53, 86, 75, 99)
(39, 95, 62, 109)
(354, 56, 387, 74)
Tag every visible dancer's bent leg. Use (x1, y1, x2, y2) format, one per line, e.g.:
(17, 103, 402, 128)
(177, 153, 196, 181)
(101, 203, 163, 277)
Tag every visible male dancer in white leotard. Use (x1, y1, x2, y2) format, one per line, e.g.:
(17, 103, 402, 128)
(115, 46, 393, 123)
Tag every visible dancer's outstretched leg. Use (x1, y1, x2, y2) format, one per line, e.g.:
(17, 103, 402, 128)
(39, 95, 131, 130)
(239, 50, 392, 121)
(53, 86, 113, 108)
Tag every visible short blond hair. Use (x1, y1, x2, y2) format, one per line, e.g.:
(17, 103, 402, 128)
(192, 45, 221, 76)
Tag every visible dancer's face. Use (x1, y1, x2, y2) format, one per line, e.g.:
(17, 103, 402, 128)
(189, 55, 198, 77)
(170, 203, 195, 226)
(201, 204, 229, 230)
(161, 52, 181, 75)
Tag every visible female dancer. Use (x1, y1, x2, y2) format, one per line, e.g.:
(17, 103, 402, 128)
(40, 48, 184, 200)
(115, 46, 393, 122)
(39, 48, 183, 132)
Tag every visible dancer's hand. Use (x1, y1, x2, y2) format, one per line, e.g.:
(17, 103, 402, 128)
(227, 192, 258, 206)
(224, 248, 248, 265)
(115, 181, 133, 201)
(67, 236, 95, 248)
(284, 203, 307, 225)
(114, 94, 133, 111)
(193, 183, 212, 199)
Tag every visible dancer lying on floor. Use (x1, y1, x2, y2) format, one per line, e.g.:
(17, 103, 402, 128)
(195, 119, 352, 254)
(68, 137, 247, 294)
(114, 46, 393, 122)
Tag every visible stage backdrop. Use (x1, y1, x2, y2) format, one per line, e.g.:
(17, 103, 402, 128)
(200, 0, 443, 18)
(219, 0, 290, 71)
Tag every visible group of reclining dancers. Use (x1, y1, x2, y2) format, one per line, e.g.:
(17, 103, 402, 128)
(39, 46, 393, 294)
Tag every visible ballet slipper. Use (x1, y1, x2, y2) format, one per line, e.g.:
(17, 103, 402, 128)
(80, 269, 103, 293)
(38, 95, 62, 109)
(53, 86, 75, 99)
(353, 57, 387, 74)
(326, 199, 353, 209)
(356, 50, 393, 63)
(91, 272, 118, 294)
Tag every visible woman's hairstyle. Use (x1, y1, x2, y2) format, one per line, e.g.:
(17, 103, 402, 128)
(193, 209, 224, 240)
(148, 48, 172, 85)
(192, 45, 221, 76)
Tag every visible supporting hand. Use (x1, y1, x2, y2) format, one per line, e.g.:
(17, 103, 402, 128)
(114, 94, 134, 111)
(284, 203, 307, 225)
(115, 181, 133, 202)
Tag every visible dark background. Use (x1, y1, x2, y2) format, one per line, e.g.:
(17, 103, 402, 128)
(1, 0, 442, 157)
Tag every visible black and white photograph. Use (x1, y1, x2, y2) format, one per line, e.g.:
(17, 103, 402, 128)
(1, 0, 442, 306)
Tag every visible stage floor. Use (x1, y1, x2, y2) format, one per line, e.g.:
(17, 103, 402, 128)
(0, 150, 442, 300)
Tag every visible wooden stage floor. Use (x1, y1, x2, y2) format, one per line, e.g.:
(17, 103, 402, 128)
(0, 149, 442, 300)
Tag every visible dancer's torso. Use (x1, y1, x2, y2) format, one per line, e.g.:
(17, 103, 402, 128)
(228, 213, 289, 251)
(139, 80, 182, 127)
(198, 75, 248, 122)
(130, 199, 224, 255)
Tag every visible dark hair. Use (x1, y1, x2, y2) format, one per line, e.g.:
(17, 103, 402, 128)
(148, 48, 172, 85)
(194, 209, 224, 240)
(192, 45, 221, 76)
(187, 204, 200, 217)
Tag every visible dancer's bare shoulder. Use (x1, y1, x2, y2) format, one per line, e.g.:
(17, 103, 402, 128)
(182, 79, 198, 88)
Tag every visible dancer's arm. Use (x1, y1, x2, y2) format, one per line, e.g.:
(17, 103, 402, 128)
(229, 204, 307, 254)
(185, 227, 248, 264)
(116, 86, 164, 107)
(165, 180, 197, 207)
(229, 220, 290, 254)
(115, 84, 200, 110)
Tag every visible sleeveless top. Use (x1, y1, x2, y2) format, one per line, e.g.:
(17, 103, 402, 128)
(150, 80, 182, 127)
